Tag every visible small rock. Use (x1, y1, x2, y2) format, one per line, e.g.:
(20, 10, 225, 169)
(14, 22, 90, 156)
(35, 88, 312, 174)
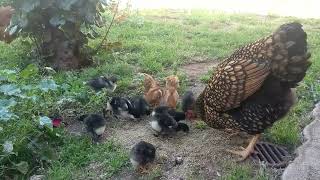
(175, 156, 183, 165)
(30, 175, 45, 180)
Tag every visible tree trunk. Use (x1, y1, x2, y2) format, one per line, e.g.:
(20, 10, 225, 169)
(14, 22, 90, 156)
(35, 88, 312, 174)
(41, 27, 92, 71)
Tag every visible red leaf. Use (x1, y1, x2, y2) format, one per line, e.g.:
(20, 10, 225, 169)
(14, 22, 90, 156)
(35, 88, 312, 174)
(52, 118, 62, 127)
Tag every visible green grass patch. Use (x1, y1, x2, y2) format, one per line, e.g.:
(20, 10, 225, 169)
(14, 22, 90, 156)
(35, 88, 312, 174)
(47, 139, 128, 179)
(221, 162, 273, 180)
(194, 120, 208, 130)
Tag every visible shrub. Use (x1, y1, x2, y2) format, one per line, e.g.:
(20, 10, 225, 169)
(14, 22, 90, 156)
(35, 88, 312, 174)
(6, 0, 109, 70)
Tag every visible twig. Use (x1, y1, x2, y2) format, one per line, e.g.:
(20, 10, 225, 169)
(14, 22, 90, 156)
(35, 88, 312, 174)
(93, 1, 119, 55)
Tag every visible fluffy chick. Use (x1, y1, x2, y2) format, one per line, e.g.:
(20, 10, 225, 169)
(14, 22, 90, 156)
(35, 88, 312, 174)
(150, 106, 177, 135)
(86, 76, 117, 92)
(106, 96, 151, 120)
(161, 75, 179, 109)
(181, 90, 197, 120)
(78, 114, 107, 142)
(150, 106, 189, 136)
(141, 73, 163, 107)
(130, 141, 156, 173)
(167, 109, 186, 122)
(129, 96, 152, 118)
(106, 96, 135, 120)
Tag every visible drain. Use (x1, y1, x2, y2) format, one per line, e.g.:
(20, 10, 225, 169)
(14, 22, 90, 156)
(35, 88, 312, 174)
(250, 142, 291, 168)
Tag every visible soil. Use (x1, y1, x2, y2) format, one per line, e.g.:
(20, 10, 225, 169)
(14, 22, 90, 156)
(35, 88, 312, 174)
(107, 119, 250, 180)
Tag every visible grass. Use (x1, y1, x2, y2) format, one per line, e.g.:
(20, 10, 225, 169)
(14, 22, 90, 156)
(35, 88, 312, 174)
(47, 139, 128, 179)
(222, 163, 273, 180)
(0, 9, 319, 179)
(194, 120, 208, 130)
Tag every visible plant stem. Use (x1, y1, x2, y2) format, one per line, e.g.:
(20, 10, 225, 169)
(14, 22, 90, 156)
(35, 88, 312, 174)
(93, 1, 120, 55)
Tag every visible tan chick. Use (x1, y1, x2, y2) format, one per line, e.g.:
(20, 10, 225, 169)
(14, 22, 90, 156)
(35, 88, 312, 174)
(161, 75, 179, 109)
(141, 73, 163, 107)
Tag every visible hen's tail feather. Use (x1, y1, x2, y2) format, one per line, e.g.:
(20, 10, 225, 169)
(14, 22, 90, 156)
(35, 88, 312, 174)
(271, 22, 311, 87)
(195, 91, 206, 120)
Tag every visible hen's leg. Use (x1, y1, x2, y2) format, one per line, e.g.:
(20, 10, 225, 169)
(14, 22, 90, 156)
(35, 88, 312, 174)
(225, 129, 240, 139)
(226, 134, 260, 161)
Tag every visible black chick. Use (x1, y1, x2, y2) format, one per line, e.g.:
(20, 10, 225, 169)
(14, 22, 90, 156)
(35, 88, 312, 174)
(168, 109, 186, 122)
(128, 96, 151, 118)
(78, 114, 107, 142)
(181, 90, 196, 120)
(106, 96, 151, 120)
(150, 106, 189, 136)
(130, 141, 156, 173)
(86, 76, 117, 92)
(175, 122, 190, 133)
(106, 96, 135, 120)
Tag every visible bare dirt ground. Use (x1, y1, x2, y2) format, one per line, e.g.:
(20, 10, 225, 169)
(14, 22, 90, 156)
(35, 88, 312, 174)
(65, 59, 260, 179)
(107, 59, 247, 179)
(181, 59, 218, 95)
(181, 57, 218, 81)
(110, 120, 240, 180)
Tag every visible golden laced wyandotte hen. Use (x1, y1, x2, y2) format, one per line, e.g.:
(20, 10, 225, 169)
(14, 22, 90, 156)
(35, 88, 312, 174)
(189, 22, 311, 161)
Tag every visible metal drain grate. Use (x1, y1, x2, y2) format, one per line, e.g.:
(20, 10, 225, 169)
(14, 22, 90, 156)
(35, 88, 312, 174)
(250, 142, 291, 168)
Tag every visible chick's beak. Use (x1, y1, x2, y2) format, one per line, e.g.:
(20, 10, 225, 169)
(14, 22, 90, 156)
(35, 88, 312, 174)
(186, 110, 195, 121)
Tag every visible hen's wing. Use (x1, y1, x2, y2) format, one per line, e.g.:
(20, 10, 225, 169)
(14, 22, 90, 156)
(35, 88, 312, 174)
(204, 52, 272, 112)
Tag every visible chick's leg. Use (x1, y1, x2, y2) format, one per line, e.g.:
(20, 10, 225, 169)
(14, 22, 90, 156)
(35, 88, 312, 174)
(137, 165, 149, 174)
(226, 134, 260, 161)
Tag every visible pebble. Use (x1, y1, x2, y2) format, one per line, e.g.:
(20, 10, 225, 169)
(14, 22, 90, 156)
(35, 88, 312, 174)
(175, 156, 183, 165)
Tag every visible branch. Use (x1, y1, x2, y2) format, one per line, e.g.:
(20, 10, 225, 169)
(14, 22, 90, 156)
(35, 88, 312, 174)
(93, 1, 119, 55)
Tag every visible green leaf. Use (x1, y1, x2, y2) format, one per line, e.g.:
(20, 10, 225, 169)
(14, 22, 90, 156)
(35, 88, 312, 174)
(39, 116, 53, 129)
(37, 79, 59, 92)
(0, 98, 17, 109)
(100, 0, 109, 6)
(40, 0, 54, 9)
(57, 0, 78, 10)
(49, 16, 66, 27)
(0, 70, 17, 82)
(0, 108, 17, 121)
(21, 0, 40, 13)
(15, 161, 29, 175)
(85, 13, 95, 24)
(0, 84, 22, 96)
(20, 64, 39, 79)
(8, 25, 18, 36)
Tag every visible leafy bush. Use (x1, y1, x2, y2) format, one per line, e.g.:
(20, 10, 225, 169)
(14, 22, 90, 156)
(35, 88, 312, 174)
(0, 62, 115, 178)
(6, 0, 109, 70)
(0, 65, 65, 178)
